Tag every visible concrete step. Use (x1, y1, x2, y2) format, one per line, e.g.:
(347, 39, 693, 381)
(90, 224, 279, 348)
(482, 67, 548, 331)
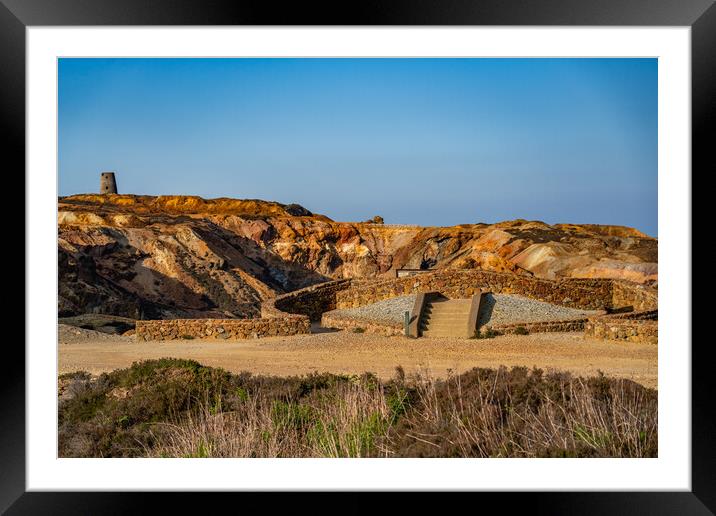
(419, 297, 474, 339)
(424, 311, 470, 319)
(429, 299, 471, 305)
(423, 324, 467, 333)
(422, 317, 467, 324)
(423, 309, 470, 317)
(425, 302, 471, 310)
(422, 330, 471, 338)
(424, 309, 471, 317)
(424, 311, 471, 319)
(424, 321, 469, 328)
(423, 322, 468, 330)
(426, 300, 471, 309)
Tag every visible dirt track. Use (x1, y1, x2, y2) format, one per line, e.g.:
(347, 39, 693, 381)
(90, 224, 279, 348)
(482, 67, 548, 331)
(58, 328, 658, 389)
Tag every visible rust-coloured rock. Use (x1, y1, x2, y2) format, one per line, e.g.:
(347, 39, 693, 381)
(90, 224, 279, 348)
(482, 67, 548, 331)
(59, 194, 657, 319)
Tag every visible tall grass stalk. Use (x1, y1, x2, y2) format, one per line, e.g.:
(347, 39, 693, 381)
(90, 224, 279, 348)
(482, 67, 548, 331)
(59, 360, 657, 458)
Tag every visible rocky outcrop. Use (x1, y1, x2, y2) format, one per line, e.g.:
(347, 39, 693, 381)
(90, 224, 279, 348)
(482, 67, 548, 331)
(58, 194, 657, 319)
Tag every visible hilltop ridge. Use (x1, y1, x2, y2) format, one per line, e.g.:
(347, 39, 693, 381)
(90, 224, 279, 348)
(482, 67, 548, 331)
(60, 194, 331, 220)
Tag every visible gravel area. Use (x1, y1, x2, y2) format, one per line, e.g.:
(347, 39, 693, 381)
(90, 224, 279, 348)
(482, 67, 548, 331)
(328, 295, 416, 324)
(59, 314, 135, 334)
(59, 324, 134, 344)
(479, 294, 601, 326)
(327, 293, 600, 328)
(58, 331, 658, 389)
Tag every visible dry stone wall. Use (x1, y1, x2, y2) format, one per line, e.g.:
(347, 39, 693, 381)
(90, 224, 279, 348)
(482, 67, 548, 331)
(487, 318, 589, 335)
(600, 310, 658, 321)
(135, 272, 657, 342)
(611, 281, 658, 312)
(584, 310, 658, 344)
(321, 311, 589, 338)
(320, 312, 404, 337)
(137, 279, 353, 341)
(335, 270, 622, 311)
(267, 279, 353, 321)
(136, 317, 310, 341)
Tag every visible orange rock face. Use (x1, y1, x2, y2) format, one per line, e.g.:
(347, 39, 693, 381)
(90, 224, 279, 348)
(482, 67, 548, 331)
(58, 195, 657, 318)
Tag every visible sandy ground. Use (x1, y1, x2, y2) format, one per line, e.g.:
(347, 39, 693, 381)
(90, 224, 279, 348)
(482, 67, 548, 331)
(58, 326, 658, 389)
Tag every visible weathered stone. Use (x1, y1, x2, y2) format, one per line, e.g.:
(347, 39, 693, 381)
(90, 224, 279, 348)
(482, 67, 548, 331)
(334, 270, 655, 313)
(135, 316, 310, 342)
(584, 311, 657, 344)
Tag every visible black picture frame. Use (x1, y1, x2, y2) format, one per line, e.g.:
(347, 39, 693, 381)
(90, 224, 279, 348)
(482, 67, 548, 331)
(3, 0, 711, 512)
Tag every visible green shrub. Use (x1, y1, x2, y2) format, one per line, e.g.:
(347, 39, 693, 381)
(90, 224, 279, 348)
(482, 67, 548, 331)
(513, 326, 529, 335)
(386, 388, 410, 424)
(271, 400, 316, 430)
(307, 420, 341, 456)
(472, 328, 502, 339)
(351, 327, 366, 334)
(573, 424, 612, 449)
(59, 371, 92, 382)
(345, 412, 387, 457)
(235, 387, 249, 403)
(184, 440, 211, 458)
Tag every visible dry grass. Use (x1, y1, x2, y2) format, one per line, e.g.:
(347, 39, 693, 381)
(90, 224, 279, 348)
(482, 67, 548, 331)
(148, 380, 392, 458)
(391, 368, 657, 457)
(59, 359, 657, 458)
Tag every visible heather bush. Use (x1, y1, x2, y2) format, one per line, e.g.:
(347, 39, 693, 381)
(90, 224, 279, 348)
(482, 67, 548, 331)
(58, 360, 657, 458)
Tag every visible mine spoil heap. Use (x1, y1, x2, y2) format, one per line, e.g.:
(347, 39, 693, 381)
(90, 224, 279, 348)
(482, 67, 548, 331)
(58, 194, 657, 320)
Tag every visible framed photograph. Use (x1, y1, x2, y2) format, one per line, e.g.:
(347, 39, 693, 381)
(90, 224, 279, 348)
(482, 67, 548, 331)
(5, 0, 712, 511)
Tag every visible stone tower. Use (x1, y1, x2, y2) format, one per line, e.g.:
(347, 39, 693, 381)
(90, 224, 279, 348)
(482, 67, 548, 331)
(100, 172, 118, 194)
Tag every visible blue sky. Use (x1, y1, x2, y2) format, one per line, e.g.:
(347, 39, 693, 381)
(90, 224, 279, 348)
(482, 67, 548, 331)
(58, 58, 657, 236)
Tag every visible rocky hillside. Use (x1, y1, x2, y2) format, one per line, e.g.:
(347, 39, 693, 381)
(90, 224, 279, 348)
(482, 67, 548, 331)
(58, 194, 657, 319)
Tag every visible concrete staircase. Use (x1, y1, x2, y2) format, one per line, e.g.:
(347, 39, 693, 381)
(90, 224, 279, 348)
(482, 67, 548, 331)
(420, 298, 474, 338)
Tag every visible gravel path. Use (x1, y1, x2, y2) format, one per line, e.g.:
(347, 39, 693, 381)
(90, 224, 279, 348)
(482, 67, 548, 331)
(479, 294, 601, 326)
(328, 295, 416, 324)
(58, 331, 658, 389)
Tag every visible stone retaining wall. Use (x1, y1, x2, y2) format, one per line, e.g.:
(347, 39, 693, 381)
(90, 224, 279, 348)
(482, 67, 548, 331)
(136, 316, 310, 341)
(488, 318, 589, 335)
(322, 311, 588, 338)
(136, 279, 352, 341)
(583, 310, 658, 344)
(335, 270, 620, 311)
(265, 279, 353, 321)
(611, 281, 658, 312)
(320, 312, 404, 337)
(601, 309, 658, 321)
(136, 272, 657, 342)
